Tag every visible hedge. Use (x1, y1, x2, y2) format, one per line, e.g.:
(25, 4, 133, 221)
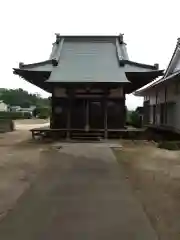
(0, 111, 32, 120)
(36, 107, 50, 119)
(128, 111, 142, 128)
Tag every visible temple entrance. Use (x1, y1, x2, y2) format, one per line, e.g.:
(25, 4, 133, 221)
(71, 99, 86, 129)
(89, 100, 104, 129)
(71, 99, 104, 130)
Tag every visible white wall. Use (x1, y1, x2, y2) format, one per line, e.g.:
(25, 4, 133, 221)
(144, 79, 180, 130)
(173, 57, 180, 73)
(174, 99, 180, 131)
(146, 81, 180, 106)
(0, 102, 8, 112)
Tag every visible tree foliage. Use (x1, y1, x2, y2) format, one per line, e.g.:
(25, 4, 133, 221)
(0, 111, 32, 119)
(0, 88, 50, 107)
(128, 111, 142, 128)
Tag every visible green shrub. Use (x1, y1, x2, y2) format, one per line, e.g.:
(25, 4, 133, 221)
(0, 111, 31, 120)
(158, 141, 180, 150)
(129, 111, 142, 128)
(37, 107, 50, 119)
(22, 112, 32, 119)
(126, 110, 132, 125)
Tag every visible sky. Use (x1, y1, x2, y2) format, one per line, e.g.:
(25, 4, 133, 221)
(0, 0, 179, 110)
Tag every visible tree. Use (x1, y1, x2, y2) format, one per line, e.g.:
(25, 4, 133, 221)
(129, 111, 142, 128)
(21, 100, 31, 108)
(0, 88, 50, 108)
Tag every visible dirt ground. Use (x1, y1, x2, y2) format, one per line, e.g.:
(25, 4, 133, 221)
(1, 120, 180, 239)
(0, 140, 158, 240)
(15, 119, 49, 130)
(0, 120, 50, 221)
(115, 140, 180, 240)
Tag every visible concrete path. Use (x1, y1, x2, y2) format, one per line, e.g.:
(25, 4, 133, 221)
(0, 143, 157, 240)
(15, 122, 49, 131)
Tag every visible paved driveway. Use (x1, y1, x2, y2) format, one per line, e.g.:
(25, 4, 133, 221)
(0, 143, 157, 240)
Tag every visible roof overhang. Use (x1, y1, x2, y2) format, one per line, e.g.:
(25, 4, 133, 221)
(125, 70, 164, 94)
(134, 70, 180, 96)
(13, 69, 51, 92)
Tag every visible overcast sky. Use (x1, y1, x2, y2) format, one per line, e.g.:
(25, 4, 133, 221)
(0, 0, 179, 109)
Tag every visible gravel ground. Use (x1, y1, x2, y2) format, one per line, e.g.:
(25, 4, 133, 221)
(115, 140, 180, 240)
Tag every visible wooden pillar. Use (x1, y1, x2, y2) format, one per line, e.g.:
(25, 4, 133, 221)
(122, 87, 126, 129)
(85, 99, 89, 132)
(122, 97, 126, 128)
(66, 92, 71, 139)
(164, 85, 167, 124)
(104, 97, 108, 139)
(155, 90, 158, 124)
(103, 90, 108, 138)
(50, 90, 55, 129)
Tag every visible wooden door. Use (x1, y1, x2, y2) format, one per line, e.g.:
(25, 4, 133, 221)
(71, 99, 86, 129)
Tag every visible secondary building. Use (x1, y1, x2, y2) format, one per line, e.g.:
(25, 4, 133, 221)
(135, 38, 180, 133)
(13, 34, 162, 138)
(0, 101, 8, 112)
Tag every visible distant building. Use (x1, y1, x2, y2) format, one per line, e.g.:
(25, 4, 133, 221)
(10, 106, 21, 112)
(20, 106, 36, 117)
(0, 101, 8, 112)
(9, 105, 36, 117)
(21, 106, 36, 111)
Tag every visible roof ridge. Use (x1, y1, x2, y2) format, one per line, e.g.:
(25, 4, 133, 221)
(52, 38, 64, 66)
(164, 38, 180, 78)
(18, 60, 52, 69)
(116, 38, 124, 62)
(124, 60, 159, 70)
(53, 34, 121, 37)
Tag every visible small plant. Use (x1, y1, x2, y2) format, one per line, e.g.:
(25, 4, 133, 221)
(37, 107, 50, 119)
(158, 141, 180, 150)
(129, 111, 142, 128)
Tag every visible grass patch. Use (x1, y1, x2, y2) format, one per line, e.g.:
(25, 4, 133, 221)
(158, 141, 180, 151)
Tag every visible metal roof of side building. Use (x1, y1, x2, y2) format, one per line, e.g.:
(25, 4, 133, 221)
(134, 38, 180, 96)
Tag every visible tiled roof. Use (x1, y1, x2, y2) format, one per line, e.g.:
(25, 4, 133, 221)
(13, 34, 162, 89)
(47, 38, 130, 83)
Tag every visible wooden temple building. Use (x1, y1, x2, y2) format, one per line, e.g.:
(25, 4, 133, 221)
(13, 34, 163, 138)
